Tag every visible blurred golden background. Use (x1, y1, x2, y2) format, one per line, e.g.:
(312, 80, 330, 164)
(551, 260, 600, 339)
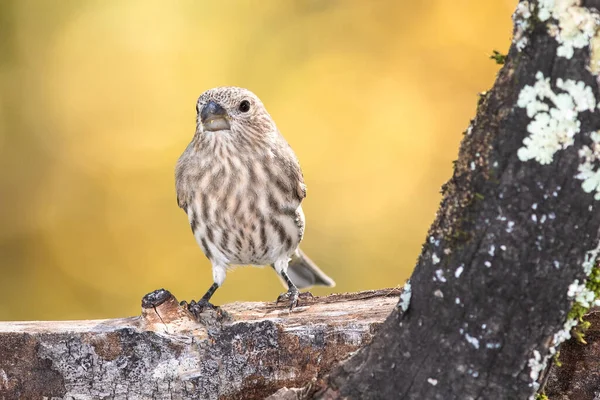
(0, 1, 516, 320)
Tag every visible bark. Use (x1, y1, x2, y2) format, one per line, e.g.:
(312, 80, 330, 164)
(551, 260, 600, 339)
(1, 291, 600, 400)
(545, 309, 600, 399)
(320, 1, 600, 399)
(0, 289, 398, 400)
(1, 289, 600, 400)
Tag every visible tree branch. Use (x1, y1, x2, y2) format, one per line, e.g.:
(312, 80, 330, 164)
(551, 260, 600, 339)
(0, 289, 399, 400)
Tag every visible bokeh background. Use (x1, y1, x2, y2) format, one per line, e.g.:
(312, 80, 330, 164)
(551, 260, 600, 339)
(0, 0, 517, 320)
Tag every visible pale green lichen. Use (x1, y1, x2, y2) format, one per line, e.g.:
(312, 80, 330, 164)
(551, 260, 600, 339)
(528, 349, 547, 391)
(537, 0, 600, 59)
(590, 30, 600, 74)
(513, 0, 600, 57)
(576, 131, 600, 200)
(516, 72, 595, 165)
(515, 72, 600, 199)
(513, 1, 532, 51)
(398, 280, 412, 312)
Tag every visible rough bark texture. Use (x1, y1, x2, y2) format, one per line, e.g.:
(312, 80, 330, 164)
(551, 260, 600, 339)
(2, 291, 600, 400)
(546, 309, 600, 400)
(320, 1, 600, 399)
(0, 289, 399, 400)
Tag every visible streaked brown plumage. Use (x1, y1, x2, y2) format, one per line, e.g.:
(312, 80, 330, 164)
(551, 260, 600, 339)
(175, 86, 334, 311)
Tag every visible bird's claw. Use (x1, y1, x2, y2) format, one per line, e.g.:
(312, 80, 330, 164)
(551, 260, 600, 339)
(276, 289, 302, 310)
(180, 298, 217, 318)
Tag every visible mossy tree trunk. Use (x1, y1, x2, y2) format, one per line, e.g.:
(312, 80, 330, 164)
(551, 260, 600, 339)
(318, 1, 600, 398)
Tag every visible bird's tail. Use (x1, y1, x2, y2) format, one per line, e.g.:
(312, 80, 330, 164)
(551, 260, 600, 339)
(282, 248, 335, 289)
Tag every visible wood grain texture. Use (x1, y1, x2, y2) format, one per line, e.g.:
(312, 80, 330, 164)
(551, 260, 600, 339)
(0, 288, 399, 400)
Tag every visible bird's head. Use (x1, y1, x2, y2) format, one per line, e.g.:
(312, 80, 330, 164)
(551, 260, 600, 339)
(195, 87, 276, 140)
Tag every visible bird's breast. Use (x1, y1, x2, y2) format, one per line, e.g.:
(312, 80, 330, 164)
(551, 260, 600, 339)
(188, 152, 305, 265)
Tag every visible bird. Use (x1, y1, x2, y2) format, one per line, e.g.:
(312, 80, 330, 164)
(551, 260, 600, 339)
(175, 86, 335, 313)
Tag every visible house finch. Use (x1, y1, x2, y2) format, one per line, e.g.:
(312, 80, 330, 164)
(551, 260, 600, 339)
(175, 86, 334, 312)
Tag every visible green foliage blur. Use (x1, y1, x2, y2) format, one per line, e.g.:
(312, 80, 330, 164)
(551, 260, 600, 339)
(0, 0, 516, 320)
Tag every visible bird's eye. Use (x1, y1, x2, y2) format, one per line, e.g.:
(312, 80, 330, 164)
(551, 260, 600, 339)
(239, 100, 251, 113)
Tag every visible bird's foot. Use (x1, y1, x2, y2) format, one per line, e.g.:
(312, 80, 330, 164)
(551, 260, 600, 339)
(277, 288, 299, 310)
(180, 298, 217, 319)
(276, 289, 314, 311)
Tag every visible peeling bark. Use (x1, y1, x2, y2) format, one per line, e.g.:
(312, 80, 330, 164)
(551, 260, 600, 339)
(0, 289, 399, 400)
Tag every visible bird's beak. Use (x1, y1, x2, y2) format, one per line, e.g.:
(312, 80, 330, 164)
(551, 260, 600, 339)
(200, 100, 231, 132)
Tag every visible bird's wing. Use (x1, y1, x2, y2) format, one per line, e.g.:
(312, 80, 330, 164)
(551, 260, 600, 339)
(275, 136, 307, 202)
(175, 162, 192, 211)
